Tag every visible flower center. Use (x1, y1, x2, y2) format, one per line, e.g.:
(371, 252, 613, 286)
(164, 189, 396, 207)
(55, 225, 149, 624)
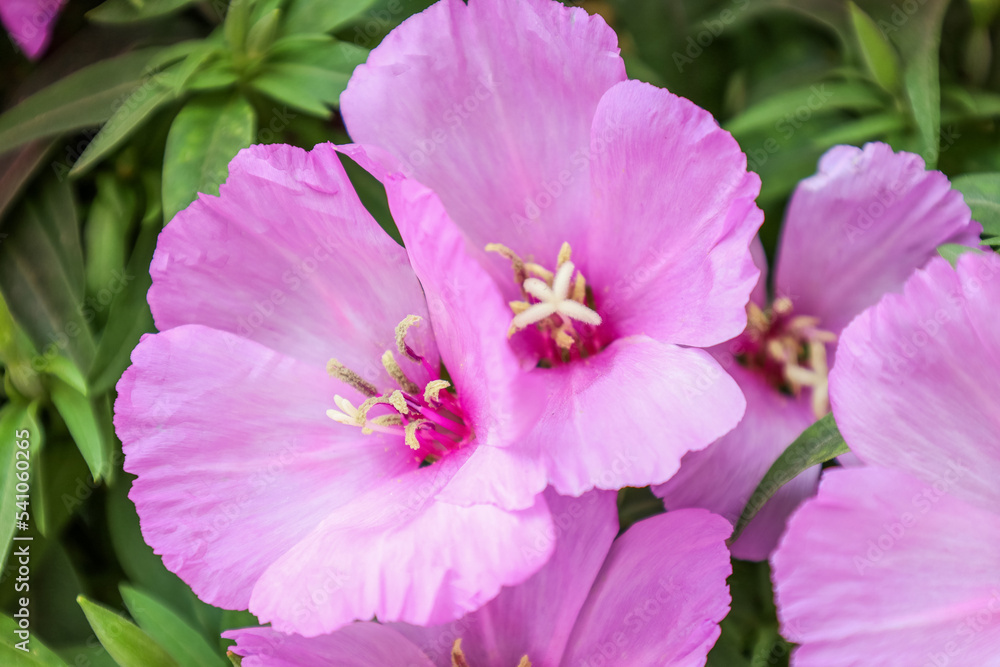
(736, 297, 837, 419)
(325, 315, 470, 464)
(488, 241, 604, 366)
(452, 638, 530, 667)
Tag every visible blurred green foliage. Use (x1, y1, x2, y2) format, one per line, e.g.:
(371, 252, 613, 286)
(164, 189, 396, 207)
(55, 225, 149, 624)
(0, 0, 996, 664)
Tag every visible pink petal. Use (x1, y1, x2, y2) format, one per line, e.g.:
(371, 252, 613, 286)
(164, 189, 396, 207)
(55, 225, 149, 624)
(561, 509, 733, 667)
(585, 80, 763, 347)
(224, 624, 434, 667)
(523, 335, 746, 497)
(830, 253, 1000, 513)
(0, 0, 66, 59)
(393, 490, 619, 666)
(773, 467, 1000, 667)
(654, 361, 818, 561)
(149, 142, 437, 384)
(248, 450, 554, 636)
(114, 325, 414, 610)
(774, 142, 981, 337)
(341, 0, 626, 266)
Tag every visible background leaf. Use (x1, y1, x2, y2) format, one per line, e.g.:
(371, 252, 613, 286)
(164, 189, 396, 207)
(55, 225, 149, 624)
(77, 596, 179, 667)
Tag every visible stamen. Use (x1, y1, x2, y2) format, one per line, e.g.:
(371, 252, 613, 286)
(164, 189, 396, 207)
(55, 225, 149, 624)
(557, 241, 572, 267)
(485, 243, 527, 285)
(773, 296, 793, 315)
(510, 300, 531, 315)
(572, 274, 586, 304)
(382, 350, 420, 394)
(518, 657, 532, 667)
(423, 379, 451, 404)
(369, 414, 403, 428)
(327, 359, 378, 397)
(451, 639, 471, 667)
(395, 315, 424, 362)
(524, 262, 553, 281)
(404, 419, 431, 450)
(554, 329, 574, 349)
(355, 390, 409, 425)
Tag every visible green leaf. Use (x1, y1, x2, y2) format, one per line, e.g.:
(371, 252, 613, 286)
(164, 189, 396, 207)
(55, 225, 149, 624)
(224, 0, 253, 54)
(85, 173, 138, 298)
(38, 356, 88, 396)
(121, 587, 227, 667)
(69, 73, 180, 177)
(951, 173, 1000, 237)
(0, 48, 165, 155)
(77, 596, 179, 667)
(246, 9, 281, 57)
(730, 413, 849, 544)
(0, 140, 54, 223)
(282, 0, 377, 35)
(162, 94, 256, 221)
(0, 613, 67, 666)
(0, 402, 40, 574)
(938, 243, 983, 266)
(87, 0, 197, 23)
(48, 380, 114, 483)
(808, 111, 905, 148)
(250, 40, 367, 115)
(0, 176, 96, 371)
(848, 2, 901, 93)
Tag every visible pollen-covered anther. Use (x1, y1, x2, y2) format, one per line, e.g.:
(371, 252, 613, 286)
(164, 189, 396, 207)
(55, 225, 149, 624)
(382, 350, 420, 394)
(423, 379, 451, 404)
(354, 390, 409, 426)
(404, 419, 431, 450)
(395, 315, 424, 362)
(326, 359, 378, 396)
(486, 242, 527, 285)
(557, 240, 572, 266)
(451, 639, 471, 667)
(518, 656, 532, 667)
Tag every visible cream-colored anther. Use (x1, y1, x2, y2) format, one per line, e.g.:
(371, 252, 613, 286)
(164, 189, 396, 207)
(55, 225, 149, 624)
(524, 263, 554, 282)
(354, 390, 409, 425)
(395, 315, 424, 362)
(327, 359, 378, 397)
(382, 350, 420, 394)
(326, 395, 360, 425)
(423, 379, 451, 404)
(404, 419, 431, 450)
(557, 241, 572, 267)
(485, 243, 527, 285)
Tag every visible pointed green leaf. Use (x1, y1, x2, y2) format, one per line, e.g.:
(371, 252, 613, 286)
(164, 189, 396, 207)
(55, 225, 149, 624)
(87, 0, 198, 23)
(951, 172, 1000, 237)
(250, 40, 367, 115)
(162, 94, 256, 221)
(729, 413, 849, 544)
(121, 587, 227, 667)
(282, 0, 378, 35)
(84, 173, 138, 298)
(48, 381, 114, 483)
(0, 613, 66, 666)
(0, 402, 40, 574)
(224, 0, 253, 54)
(848, 2, 901, 93)
(0, 48, 165, 155)
(77, 597, 179, 667)
(246, 9, 281, 57)
(0, 140, 54, 223)
(938, 244, 983, 266)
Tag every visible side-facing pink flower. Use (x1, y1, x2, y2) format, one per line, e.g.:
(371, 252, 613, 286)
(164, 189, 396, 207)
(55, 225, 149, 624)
(341, 0, 761, 505)
(654, 142, 982, 560)
(225, 491, 734, 666)
(772, 252, 1000, 666)
(1, 0, 66, 59)
(114, 143, 557, 637)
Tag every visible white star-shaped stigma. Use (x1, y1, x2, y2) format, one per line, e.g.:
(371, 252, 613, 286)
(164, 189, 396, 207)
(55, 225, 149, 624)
(511, 261, 602, 331)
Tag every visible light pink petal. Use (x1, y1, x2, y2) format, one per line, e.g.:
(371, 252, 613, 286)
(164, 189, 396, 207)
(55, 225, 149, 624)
(773, 467, 1000, 667)
(775, 142, 981, 337)
(149, 142, 436, 384)
(224, 624, 434, 667)
(585, 80, 763, 347)
(654, 361, 818, 561)
(560, 509, 733, 667)
(749, 236, 769, 307)
(341, 0, 626, 267)
(394, 490, 619, 666)
(524, 335, 746, 497)
(249, 450, 553, 636)
(830, 252, 1000, 512)
(0, 0, 66, 59)
(114, 326, 414, 610)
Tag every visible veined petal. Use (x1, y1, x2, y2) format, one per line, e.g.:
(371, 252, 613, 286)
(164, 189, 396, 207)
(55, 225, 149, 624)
(830, 253, 1000, 513)
(149, 142, 436, 386)
(560, 509, 733, 667)
(114, 326, 414, 610)
(224, 624, 434, 667)
(775, 142, 981, 337)
(585, 80, 763, 347)
(773, 467, 1000, 667)
(342, 0, 626, 270)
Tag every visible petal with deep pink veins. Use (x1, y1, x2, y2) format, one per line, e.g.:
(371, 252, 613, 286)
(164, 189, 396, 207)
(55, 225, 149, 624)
(773, 467, 1000, 667)
(224, 624, 434, 667)
(654, 361, 818, 561)
(830, 253, 1000, 513)
(341, 0, 626, 270)
(149, 142, 436, 384)
(248, 450, 554, 636)
(114, 325, 414, 610)
(560, 509, 733, 667)
(774, 143, 981, 337)
(584, 80, 763, 348)
(394, 490, 619, 666)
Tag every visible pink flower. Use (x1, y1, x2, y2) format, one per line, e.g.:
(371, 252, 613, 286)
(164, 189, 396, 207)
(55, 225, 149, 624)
(772, 251, 1000, 666)
(225, 491, 734, 666)
(114, 143, 558, 637)
(340, 0, 762, 505)
(654, 143, 982, 560)
(1, 0, 66, 59)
